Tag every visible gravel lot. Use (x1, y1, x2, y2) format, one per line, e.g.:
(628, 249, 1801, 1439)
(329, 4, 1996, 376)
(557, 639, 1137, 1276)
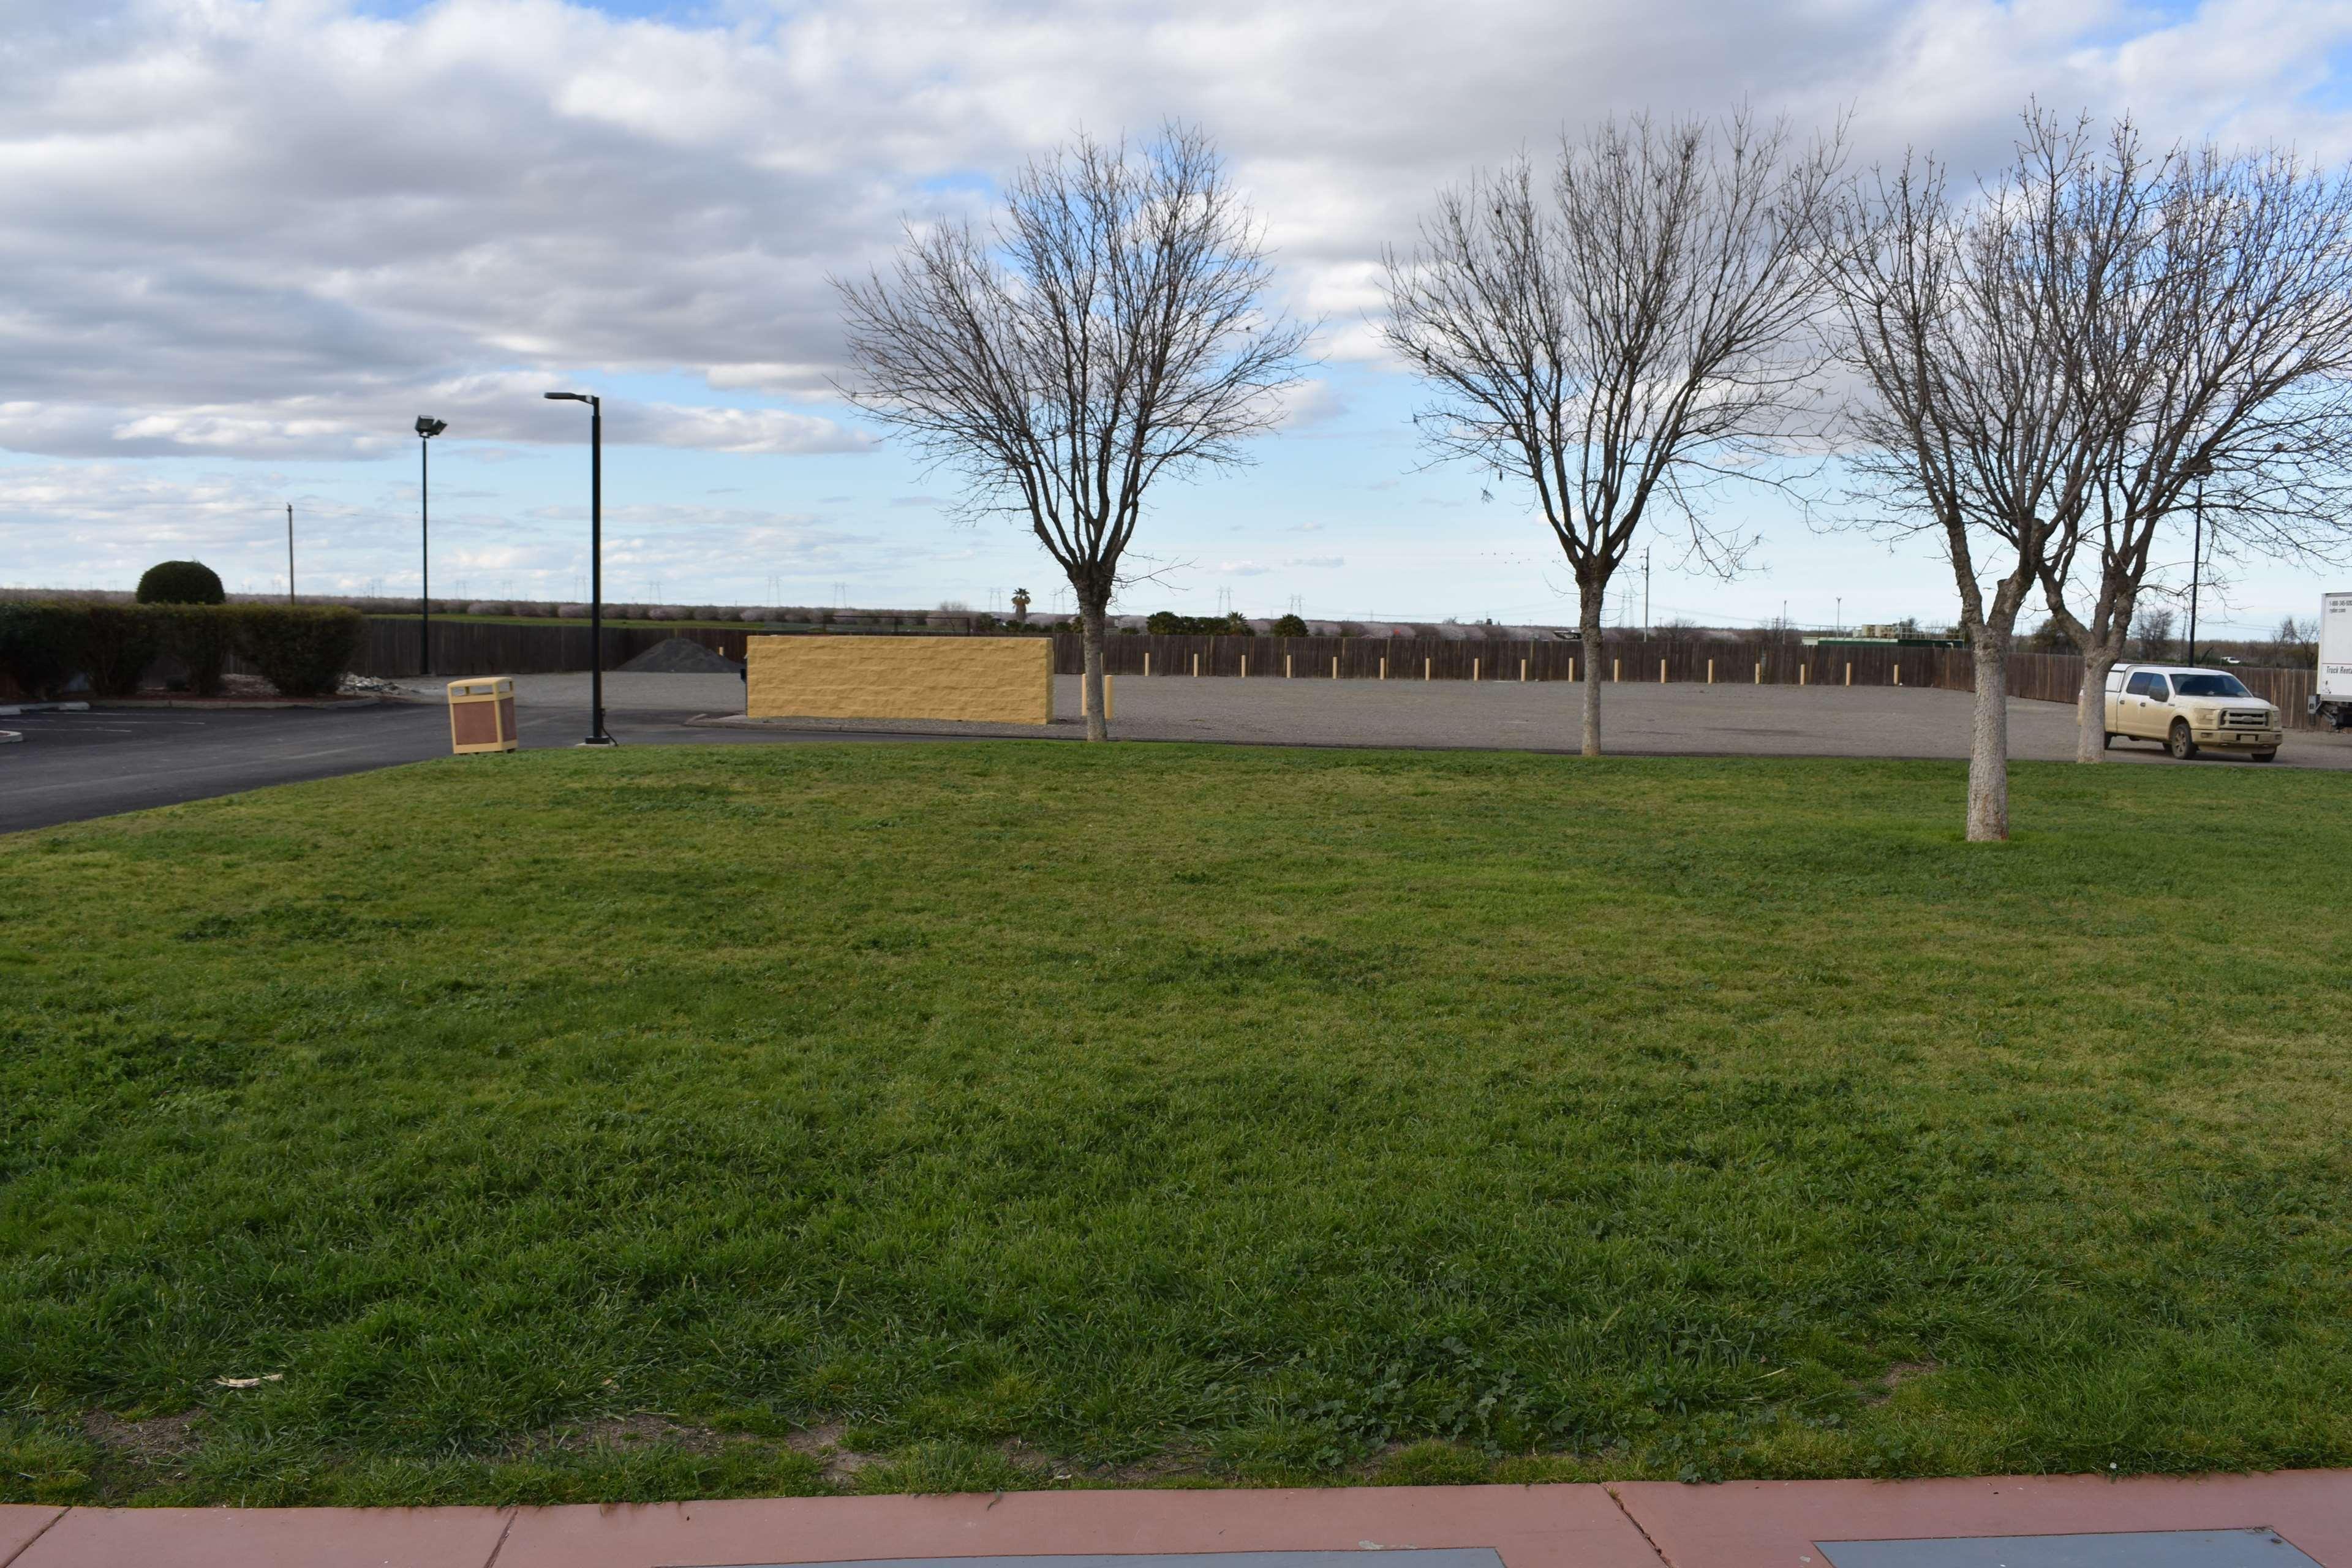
(706, 671, 2352, 770)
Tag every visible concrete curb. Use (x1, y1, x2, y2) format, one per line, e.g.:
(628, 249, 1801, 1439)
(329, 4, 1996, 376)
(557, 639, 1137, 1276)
(87, 696, 386, 710)
(4, 1472, 2350, 1568)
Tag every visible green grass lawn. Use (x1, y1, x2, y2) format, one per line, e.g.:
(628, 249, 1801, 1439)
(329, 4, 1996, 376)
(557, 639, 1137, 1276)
(4, 744, 2351, 1507)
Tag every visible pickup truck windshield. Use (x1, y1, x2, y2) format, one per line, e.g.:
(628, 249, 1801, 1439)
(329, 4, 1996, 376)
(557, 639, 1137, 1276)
(2171, 673, 2253, 698)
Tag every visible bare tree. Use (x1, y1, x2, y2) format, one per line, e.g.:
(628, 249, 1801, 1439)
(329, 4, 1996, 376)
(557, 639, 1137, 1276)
(1382, 111, 1843, 756)
(2132, 604, 2177, 662)
(2038, 138, 2352, 758)
(835, 126, 1309, 739)
(1820, 112, 2154, 840)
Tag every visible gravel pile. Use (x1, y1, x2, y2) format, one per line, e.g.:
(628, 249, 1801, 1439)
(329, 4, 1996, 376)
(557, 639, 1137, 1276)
(619, 636, 741, 674)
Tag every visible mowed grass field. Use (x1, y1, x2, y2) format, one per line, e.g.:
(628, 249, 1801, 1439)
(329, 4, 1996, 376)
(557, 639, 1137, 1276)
(4, 742, 2350, 1507)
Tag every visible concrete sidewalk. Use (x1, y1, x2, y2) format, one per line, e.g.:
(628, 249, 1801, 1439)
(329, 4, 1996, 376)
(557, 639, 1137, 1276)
(5, 1471, 2348, 1568)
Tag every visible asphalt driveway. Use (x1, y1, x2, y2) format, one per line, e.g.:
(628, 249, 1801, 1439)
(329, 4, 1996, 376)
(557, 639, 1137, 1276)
(0, 677, 924, 835)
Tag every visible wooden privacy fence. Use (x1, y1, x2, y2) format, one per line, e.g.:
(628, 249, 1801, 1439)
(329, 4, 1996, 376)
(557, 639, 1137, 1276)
(325, 619, 756, 679)
(330, 622, 2328, 731)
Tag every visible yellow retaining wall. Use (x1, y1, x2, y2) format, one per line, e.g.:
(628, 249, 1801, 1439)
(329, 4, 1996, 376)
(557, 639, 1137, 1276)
(745, 635, 1052, 725)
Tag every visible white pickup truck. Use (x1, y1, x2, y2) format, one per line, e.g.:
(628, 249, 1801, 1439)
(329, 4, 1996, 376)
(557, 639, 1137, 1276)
(2103, 663, 2283, 761)
(2317, 591, 2352, 731)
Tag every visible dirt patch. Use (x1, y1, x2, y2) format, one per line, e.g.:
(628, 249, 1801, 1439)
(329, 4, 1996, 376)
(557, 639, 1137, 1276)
(1861, 1359, 1943, 1405)
(784, 1422, 883, 1484)
(81, 1409, 202, 1464)
(549, 1414, 742, 1456)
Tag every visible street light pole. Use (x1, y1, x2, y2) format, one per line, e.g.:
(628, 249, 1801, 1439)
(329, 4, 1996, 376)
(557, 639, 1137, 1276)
(415, 417, 447, 676)
(2185, 456, 2214, 666)
(545, 392, 614, 745)
(286, 503, 296, 604)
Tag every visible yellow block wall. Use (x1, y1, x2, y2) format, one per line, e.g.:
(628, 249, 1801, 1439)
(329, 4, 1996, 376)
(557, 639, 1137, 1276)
(745, 635, 1052, 725)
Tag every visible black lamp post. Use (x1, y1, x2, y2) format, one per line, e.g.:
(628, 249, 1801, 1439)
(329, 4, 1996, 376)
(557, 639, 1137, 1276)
(415, 417, 447, 676)
(2185, 454, 2214, 666)
(544, 391, 614, 746)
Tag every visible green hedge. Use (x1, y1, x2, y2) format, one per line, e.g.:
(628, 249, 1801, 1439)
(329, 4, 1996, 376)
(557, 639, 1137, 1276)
(230, 606, 364, 697)
(0, 603, 90, 701)
(0, 603, 364, 700)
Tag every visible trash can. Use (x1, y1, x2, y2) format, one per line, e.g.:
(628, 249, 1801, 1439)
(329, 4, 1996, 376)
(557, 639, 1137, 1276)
(447, 677, 518, 755)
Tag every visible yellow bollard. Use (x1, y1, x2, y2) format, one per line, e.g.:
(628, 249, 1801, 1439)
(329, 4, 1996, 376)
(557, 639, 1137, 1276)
(1240, 654, 1248, 679)
(1894, 664, 1902, 687)
(1612, 658, 1620, 682)
(1845, 663, 1852, 687)
(1569, 657, 1575, 682)
(1707, 659, 1714, 684)
(1379, 656, 1387, 680)
(1332, 656, 1338, 679)
(1144, 651, 1151, 677)
(1800, 665, 1807, 686)
(1080, 674, 1117, 720)
(1660, 658, 1667, 683)
(1286, 654, 1293, 679)
(1425, 657, 1432, 681)
(1520, 658, 1528, 682)
(1754, 662, 1762, 684)
(1193, 653, 1200, 677)
(1473, 657, 1480, 682)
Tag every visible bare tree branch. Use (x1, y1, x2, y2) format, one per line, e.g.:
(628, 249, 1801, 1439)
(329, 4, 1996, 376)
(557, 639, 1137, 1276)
(1382, 108, 1843, 755)
(834, 124, 1311, 739)
(1819, 107, 2155, 839)
(2037, 134, 2352, 758)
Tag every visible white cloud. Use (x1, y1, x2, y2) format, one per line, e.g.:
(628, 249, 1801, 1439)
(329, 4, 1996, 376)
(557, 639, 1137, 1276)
(7, 0, 2352, 617)
(1284, 555, 1346, 568)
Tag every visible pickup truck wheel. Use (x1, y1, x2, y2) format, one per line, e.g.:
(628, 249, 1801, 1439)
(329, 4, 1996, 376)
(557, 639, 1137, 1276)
(2252, 749, 2278, 763)
(2168, 720, 2199, 760)
(2101, 731, 2116, 750)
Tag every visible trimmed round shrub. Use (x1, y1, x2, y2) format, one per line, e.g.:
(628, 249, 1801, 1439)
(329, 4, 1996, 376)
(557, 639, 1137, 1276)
(1272, 613, 1309, 637)
(135, 560, 226, 605)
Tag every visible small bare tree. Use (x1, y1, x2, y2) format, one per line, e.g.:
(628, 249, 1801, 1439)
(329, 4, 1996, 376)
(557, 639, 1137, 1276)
(835, 127, 1310, 739)
(1382, 111, 1843, 755)
(2038, 138, 2352, 758)
(1820, 112, 2154, 840)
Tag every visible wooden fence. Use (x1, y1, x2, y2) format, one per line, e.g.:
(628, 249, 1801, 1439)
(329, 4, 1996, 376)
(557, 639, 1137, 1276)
(337, 621, 2327, 732)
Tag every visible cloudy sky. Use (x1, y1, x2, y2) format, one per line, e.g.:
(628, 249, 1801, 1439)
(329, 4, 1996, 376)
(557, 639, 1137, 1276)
(6, 0, 2352, 633)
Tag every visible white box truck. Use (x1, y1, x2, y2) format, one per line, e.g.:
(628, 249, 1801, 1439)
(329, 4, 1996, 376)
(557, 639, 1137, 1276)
(2321, 592, 2352, 731)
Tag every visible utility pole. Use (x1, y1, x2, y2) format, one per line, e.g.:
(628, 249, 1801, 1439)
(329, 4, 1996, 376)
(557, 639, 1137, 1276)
(286, 503, 296, 604)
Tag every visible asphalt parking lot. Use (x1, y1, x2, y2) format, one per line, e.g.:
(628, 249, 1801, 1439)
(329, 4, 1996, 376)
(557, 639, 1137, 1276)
(5, 671, 2345, 835)
(0, 675, 921, 835)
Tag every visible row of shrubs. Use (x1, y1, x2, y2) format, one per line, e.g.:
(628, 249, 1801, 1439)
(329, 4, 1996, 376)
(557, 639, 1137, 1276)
(0, 603, 366, 701)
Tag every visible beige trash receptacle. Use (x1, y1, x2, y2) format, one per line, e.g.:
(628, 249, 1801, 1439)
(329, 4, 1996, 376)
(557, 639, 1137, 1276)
(447, 677, 518, 755)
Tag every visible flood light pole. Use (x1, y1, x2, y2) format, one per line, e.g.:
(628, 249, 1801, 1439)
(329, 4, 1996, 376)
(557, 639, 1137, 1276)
(415, 417, 447, 676)
(544, 391, 614, 746)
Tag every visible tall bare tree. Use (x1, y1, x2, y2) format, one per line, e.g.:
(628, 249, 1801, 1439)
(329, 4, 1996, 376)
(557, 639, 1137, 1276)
(1382, 111, 1842, 755)
(1820, 112, 2155, 840)
(835, 126, 1309, 739)
(2038, 138, 2352, 759)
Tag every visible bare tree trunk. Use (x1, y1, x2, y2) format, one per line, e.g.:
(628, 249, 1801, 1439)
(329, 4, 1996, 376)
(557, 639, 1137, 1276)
(1967, 636, 2012, 842)
(1578, 581, 1605, 757)
(1079, 595, 1109, 742)
(2075, 645, 2119, 763)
